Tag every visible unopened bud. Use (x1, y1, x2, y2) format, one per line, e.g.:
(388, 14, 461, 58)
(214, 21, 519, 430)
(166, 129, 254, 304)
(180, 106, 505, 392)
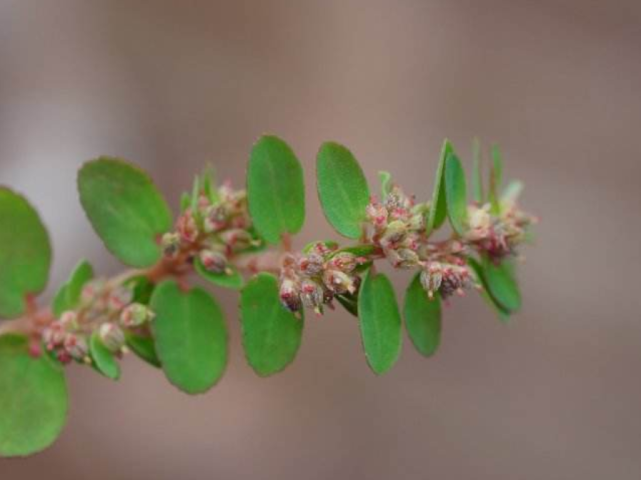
(199, 249, 228, 274)
(366, 202, 388, 230)
(328, 252, 359, 273)
(386, 248, 420, 268)
(64, 334, 89, 361)
(298, 253, 325, 276)
(420, 262, 443, 299)
(99, 323, 125, 352)
(203, 204, 228, 233)
(279, 278, 302, 312)
(380, 220, 407, 248)
(177, 210, 199, 243)
(161, 232, 181, 257)
(107, 286, 133, 311)
(120, 303, 155, 327)
(59, 311, 79, 330)
(300, 280, 325, 315)
(323, 269, 357, 295)
(81, 279, 105, 304)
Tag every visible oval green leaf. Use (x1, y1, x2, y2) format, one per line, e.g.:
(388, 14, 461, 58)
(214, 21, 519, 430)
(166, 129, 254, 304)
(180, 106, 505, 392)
(0, 334, 68, 457)
(90, 332, 121, 380)
(403, 273, 441, 357)
(53, 259, 94, 317)
(247, 135, 305, 244)
(125, 331, 161, 368)
(426, 139, 454, 235)
(78, 158, 173, 267)
(151, 281, 228, 394)
(444, 153, 469, 236)
(0, 188, 52, 319)
(240, 273, 304, 377)
(316, 142, 370, 239)
(468, 258, 511, 323)
(483, 257, 521, 313)
(358, 269, 402, 375)
(195, 257, 244, 290)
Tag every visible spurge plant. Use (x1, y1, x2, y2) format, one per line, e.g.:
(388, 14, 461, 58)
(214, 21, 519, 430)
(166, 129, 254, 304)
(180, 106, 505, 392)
(0, 135, 536, 457)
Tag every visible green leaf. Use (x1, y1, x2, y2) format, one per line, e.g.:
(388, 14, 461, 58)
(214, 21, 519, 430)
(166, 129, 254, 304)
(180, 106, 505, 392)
(194, 257, 244, 290)
(378, 171, 392, 199)
(123, 275, 155, 305)
(53, 260, 94, 316)
(125, 331, 161, 368)
(316, 142, 370, 239)
(336, 292, 359, 317)
(426, 139, 454, 235)
(358, 269, 402, 375)
(240, 273, 304, 377)
(151, 281, 228, 394)
(0, 334, 68, 457)
(0, 188, 52, 319)
(472, 137, 484, 204)
(403, 273, 441, 357)
(90, 332, 121, 380)
(501, 180, 524, 209)
(483, 257, 521, 313)
(468, 258, 512, 322)
(489, 145, 504, 215)
(247, 135, 305, 244)
(78, 157, 173, 268)
(444, 153, 469, 236)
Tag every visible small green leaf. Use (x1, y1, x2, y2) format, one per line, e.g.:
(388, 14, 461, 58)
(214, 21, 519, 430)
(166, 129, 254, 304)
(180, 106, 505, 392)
(151, 281, 228, 394)
(472, 137, 484, 204)
(483, 257, 521, 313)
(125, 331, 161, 368)
(240, 273, 304, 377)
(53, 260, 94, 316)
(444, 153, 469, 236)
(489, 145, 504, 215)
(468, 258, 512, 323)
(501, 180, 524, 209)
(123, 275, 155, 305)
(194, 257, 244, 290)
(379, 171, 392, 199)
(90, 332, 121, 380)
(0, 334, 68, 457)
(78, 157, 173, 268)
(426, 139, 454, 235)
(358, 269, 402, 375)
(403, 273, 441, 357)
(316, 142, 370, 239)
(336, 292, 359, 317)
(247, 135, 305, 244)
(0, 188, 52, 319)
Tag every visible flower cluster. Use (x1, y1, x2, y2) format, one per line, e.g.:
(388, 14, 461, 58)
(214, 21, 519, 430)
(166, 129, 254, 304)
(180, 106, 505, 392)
(465, 203, 536, 262)
(42, 280, 154, 365)
(162, 178, 262, 275)
(365, 185, 427, 269)
(279, 242, 368, 316)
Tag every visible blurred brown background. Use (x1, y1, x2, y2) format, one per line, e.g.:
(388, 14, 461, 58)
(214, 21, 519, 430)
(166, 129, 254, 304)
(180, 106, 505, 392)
(1, 1, 640, 479)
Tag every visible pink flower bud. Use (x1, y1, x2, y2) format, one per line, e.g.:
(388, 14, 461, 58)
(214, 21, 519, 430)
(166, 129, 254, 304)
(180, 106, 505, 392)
(420, 262, 443, 299)
(300, 280, 325, 315)
(298, 253, 325, 276)
(203, 204, 228, 233)
(63, 334, 89, 362)
(99, 323, 125, 352)
(279, 278, 302, 312)
(199, 249, 228, 274)
(120, 303, 155, 328)
(380, 220, 407, 248)
(107, 286, 133, 311)
(177, 210, 199, 243)
(366, 202, 388, 230)
(59, 311, 79, 330)
(328, 252, 358, 273)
